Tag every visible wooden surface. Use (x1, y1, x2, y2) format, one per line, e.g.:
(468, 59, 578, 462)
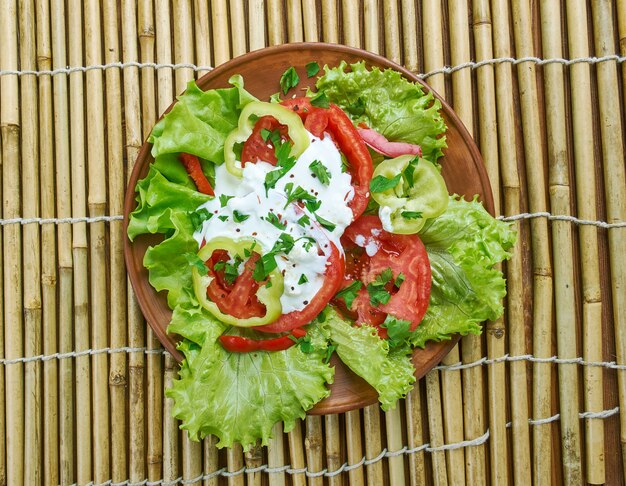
(1, 1, 625, 485)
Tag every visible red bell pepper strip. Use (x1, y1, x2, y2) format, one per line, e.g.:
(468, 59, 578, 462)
(219, 327, 307, 353)
(179, 153, 215, 195)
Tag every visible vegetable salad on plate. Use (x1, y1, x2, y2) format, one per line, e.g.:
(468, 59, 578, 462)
(127, 61, 516, 449)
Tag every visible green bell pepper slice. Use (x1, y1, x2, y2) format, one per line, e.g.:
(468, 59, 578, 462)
(191, 237, 284, 327)
(371, 155, 449, 234)
(223, 101, 310, 177)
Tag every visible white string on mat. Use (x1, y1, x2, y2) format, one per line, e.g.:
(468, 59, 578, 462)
(5, 347, 626, 371)
(507, 406, 620, 427)
(2, 212, 624, 228)
(1, 54, 624, 79)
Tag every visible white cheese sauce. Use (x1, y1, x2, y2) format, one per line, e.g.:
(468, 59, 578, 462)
(194, 131, 354, 314)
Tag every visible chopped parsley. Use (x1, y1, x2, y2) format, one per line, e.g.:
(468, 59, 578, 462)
(233, 210, 250, 223)
(284, 182, 318, 208)
(269, 92, 282, 103)
(217, 215, 229, 222)
(381, 314, 413, 348)
(394, 272, 405, 288)
(299, 237, 316, 252)
(401, 211, 423, 220)
(366, 268, 394, 306)
(271, 232, 295, 255)
(305, 199, 322, 213)
(324, 344, 338, 364)
(370, 174, 401, 193)
(310, 91, 329, 108)
(297, 214, 311, 226)
(280, 66, 299, 94)
(265, 279, 273, 288)
(290, 334, 314, 353)
(253, 252, 278, 281)
(264, 141, 297, 192)
(219, 194, 234, 207)
(184, 252, 208, 276)
(403, 156, 419, 188)
(221, 256, 243, 285)
(243, 241, 257, 258)
(298, 274, 308, 285)
(189, 208, 212, 229)
(334, 281, 363, 309)
(314, 214, 336, 232)
(309, 160, 331, 185)
(260, 128, 282, 145)
(264, 212, 286, 230)
(305, 61, 320, 77)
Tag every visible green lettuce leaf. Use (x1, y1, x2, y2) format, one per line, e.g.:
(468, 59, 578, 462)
(149, 76, 257, 163)
(410, 196, 517, 347)
(167, 322, 334, 450)
(324, 309, 415, 411)
(316, 61, 447, 163)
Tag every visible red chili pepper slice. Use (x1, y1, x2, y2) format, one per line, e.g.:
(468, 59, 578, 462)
(219, 328, 307, 353)
(179, 153, 215, 195)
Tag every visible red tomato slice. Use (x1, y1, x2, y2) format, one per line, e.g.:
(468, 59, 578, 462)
(337, 215, 431, 337)
(179, 153, 215, 195)
(254, 242, 345, 333)
(281, 98, 373, 220)
(206, 252, 266, 319)
(240, 116, 289, 165)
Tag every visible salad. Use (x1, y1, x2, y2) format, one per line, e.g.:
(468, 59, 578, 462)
(127, 60, 516, 450)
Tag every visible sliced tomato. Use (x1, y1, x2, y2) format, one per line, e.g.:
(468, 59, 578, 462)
(219, 328, 307, 353)
(206, 252, 266, 319)
(254, 242, 345, 333)
(281, 98, 373, 219)
(240, 115, 289, 165)
(336, 215, 431, 337)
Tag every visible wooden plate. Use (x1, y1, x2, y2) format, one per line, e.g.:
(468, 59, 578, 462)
(124, 42, 494, 415)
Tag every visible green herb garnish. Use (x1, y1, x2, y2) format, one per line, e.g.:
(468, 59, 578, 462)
(280, 66, 299, 94)
(309, 160, 331, 185)
(305, 61, 320, 77)
(370, 174, 401, 193)
(334, 281, 363, 309)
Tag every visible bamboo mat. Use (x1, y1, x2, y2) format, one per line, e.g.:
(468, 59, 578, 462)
(0, 1, 625, 485)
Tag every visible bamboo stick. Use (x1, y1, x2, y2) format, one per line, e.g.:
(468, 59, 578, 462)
(591, 0, 626, 476)
(325, 414, 344, 485)
(1, 1, 23, 484)
(36, 0, 58, 483)
(345, 410, 364, 485)
(50, 0, 74, 483)
(305, 416, 324, 486)
(267, 0, 284, 45)
(363, 0, 379, 54)
(121, 0, 146, 479)
(229, 0, 247, 58)
(287, 420, 307, 486)
(383, 0, 400, 64)
(19, 1, 43, 483)
(342, 0, 360, 48)
(248, 0, 267, 50)
(424, 372, 448, 485)
(302, 0, 318, 42)
(401, 0, 419, 72)
(211, 0, 230, 66)
(194, 0, 212, 76)
(268, 422, 287, 486)
(421, 4, 465, 483)
(68, 0, 92, 481)
(102, 2, 128, 483)
(510, 1, 550, 483)
(321, 0, 339, 43)
(244, 443, 263, 486)
(155, 1, 178, 482)
(138, 0, 165, 482)
(450, 2, 489, 484)
(405, 386, 426, 485)
(204, 436, 220, 486)
(184, 432, 203, 486)
(385, 406, 406, 486)
(226, 443, 244, 486)
(0, 113, 5, 486)
(174, 0, 195, 87)
(567, 1, 605, 484)
(287, 0, 304, 42)
(488, 2, 516, 485)
(363, 405, 383, 485)
(620, 1, 626, 116)
(85, 0, 111, 481)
